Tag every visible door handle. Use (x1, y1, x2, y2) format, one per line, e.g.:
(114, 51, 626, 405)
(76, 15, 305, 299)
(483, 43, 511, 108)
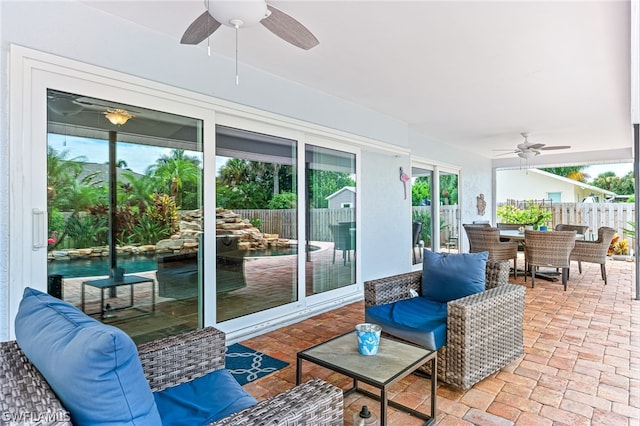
(32, 208, 47, 250)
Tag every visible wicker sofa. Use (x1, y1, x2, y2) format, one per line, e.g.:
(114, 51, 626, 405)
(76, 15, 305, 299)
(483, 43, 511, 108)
(1, 325, 343, 425)
(364, 259, 525, 390)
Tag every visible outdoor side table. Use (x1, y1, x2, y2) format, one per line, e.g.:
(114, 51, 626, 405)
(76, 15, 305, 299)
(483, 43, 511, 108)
(297, 331, 437, 425)
(81, 275, 155, 319)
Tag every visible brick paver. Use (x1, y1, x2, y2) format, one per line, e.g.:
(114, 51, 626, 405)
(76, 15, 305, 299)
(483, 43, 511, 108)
(241, 256, 638, 425)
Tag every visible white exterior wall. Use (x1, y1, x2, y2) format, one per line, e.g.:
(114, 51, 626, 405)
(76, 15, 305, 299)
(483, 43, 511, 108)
(497, 169, 580, 202)
(0, 1, 492, 339)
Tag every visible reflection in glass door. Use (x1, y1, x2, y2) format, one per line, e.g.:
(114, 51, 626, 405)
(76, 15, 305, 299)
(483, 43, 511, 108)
(439, 171, 459, 253)
(411, 166, 460, 260)
(411, 167, 433, 263)
(215, 126, 298, 322)
(306, 145, 357, 294)
(46, 89, 203, 344)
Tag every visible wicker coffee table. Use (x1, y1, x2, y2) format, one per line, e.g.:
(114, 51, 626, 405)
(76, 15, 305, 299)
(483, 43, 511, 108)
(296, 331, 437, 425)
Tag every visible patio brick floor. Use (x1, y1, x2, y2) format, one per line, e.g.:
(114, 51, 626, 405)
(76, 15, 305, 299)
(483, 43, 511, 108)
(239, 257, 639, 425)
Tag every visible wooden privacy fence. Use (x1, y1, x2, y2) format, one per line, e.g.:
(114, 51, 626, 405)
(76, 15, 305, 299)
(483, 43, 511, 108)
(234, 208, 355, 241)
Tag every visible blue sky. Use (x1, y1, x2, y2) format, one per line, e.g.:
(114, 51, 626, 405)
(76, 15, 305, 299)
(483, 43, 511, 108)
(49, 134, 181, 175)
(583, 163, 633, 179)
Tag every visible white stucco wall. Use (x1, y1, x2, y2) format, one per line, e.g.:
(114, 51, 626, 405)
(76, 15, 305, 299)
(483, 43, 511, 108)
(0, 1, 493, 339)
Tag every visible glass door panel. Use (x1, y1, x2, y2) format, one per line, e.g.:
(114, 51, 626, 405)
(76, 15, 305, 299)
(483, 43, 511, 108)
(439, 171, 459, 252)
(47, 89, 203, 344)
(306, 145, 356, 294)
(411, 167, 433, 262)
(215, 126, 298, 322)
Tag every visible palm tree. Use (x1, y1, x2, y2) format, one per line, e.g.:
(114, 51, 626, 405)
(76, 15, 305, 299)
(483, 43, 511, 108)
(148, 150, 201, 208)
(119, 172, 156, 212)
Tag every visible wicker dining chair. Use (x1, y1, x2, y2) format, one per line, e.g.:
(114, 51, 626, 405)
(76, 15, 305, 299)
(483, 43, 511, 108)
(570, 226, 617, 284)
(463, 225, 519, 278)
(555, 224, 589, 239)
(523, 230, 576, 291)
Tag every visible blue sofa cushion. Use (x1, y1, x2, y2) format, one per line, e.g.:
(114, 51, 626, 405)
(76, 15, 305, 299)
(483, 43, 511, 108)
(154, 369, 257, 425)
(422, 250, 488, 303)
(14, 287, 161, 426)
(365, 297, 447, 351)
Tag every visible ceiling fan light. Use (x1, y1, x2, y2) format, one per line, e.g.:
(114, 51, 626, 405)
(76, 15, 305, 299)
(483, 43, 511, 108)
(207, 0, 269, 28)
(518, 150, 535, 159)
(104, 108, 134, 126)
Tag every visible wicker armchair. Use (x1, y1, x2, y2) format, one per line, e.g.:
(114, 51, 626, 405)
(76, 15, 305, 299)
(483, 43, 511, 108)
(555, 224, 589, 239)
(1, 327, 344, 426)
(524, 229, 576, 291)
(463, 224, 519, 278)
(570, 226, 617, 285)
(364, 259, 525, 390)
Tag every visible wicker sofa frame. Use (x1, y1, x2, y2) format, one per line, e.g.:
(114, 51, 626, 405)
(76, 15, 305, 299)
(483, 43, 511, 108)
(1, 327, 343, 426)
(364, 259, 525, 390)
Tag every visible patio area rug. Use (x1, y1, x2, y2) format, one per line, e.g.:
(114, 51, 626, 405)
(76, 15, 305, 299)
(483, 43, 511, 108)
(225, 343, 289, 386)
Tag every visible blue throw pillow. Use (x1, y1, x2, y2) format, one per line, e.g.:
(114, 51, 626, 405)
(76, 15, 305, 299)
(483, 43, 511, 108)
(421, 250, 488, 303)
(14, 287, 161, 426)
(154, 369, 257, 425)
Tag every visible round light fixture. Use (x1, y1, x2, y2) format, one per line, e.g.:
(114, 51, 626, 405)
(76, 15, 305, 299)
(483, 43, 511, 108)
(207, 0, 270, 28)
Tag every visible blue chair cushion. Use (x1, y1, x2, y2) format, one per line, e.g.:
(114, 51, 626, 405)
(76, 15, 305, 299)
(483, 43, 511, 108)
(154, 369, 258, 425)
(14, 287, 161, 426)
(365, 297, 447, 351)
(421, 250, 488, 303)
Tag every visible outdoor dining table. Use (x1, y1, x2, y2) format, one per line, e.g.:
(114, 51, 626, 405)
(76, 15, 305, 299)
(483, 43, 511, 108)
(499, 229, 585, 241)
(498, 229, 584, 281)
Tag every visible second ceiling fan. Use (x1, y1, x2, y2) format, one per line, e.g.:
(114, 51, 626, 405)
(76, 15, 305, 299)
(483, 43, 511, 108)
(495, 132, 571, 159)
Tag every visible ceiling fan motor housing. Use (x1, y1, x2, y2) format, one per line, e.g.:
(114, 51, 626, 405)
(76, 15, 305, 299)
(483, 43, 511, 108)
(206, 0, 269, 27)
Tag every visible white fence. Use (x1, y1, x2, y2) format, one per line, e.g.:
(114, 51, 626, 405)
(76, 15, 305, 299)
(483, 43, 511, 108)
(496, 202, 635, 242)
(549, 202, 635, 241)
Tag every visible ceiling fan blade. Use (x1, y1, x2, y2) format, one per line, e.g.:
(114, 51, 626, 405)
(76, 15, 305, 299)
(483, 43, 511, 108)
(181, 11, 222, 45)
(527, 143, 545, 150)
(540, 145, 571, 150)
(494, 151, 517, 157)
(262, 5, 319, 50)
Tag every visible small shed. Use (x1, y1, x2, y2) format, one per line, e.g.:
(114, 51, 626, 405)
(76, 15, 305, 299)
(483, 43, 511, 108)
(326, 186, 356, 209)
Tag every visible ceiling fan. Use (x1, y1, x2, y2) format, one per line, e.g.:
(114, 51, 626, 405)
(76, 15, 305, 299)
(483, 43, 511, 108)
(495, 132, 571, 159)
(181, 0, 319, 50)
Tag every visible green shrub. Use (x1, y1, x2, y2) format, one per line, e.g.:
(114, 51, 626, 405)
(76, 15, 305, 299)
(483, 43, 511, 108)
(497, 204, 552, 229)
(268, 192, 297, 209)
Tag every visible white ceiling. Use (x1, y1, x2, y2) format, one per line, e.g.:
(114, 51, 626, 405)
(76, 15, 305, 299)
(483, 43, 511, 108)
(81, 0, 633, 164)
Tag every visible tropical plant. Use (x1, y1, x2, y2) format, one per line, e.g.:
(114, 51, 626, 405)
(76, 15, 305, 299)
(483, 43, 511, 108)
(268, 192, 297, 209)
(496, 204, 552, 229)
(608, 233, 629, 256)
(623, 221, 635, 239)
(411, 179, 431, 206)
(147, 193, 179, 236)
(307, 170, 355, 208)
(131, 215, 169, 245)
(250, 218, 263, 231)
(64, 214, 108, 249)
(540, 166, 588, 182)
(590, 171, 635, 195)
(147, 150, 201, 209)
(412, 209, 448, 245)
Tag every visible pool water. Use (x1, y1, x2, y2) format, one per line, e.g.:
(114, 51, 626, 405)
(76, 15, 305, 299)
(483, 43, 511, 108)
(47, 245, 319, 279)
(48, 255, 158, 279)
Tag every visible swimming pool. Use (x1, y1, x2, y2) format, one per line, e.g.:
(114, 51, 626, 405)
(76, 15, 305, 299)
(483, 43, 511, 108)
(47, 255, 158, 279)
(47, 245, 320, 279)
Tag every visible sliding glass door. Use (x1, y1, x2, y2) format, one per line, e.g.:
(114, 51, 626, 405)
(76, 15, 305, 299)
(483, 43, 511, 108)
(46, 89, 203, 343)
(411, 163, 460, 262)
(306, 145, 357, 294)
(215, 125, 298, 322)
